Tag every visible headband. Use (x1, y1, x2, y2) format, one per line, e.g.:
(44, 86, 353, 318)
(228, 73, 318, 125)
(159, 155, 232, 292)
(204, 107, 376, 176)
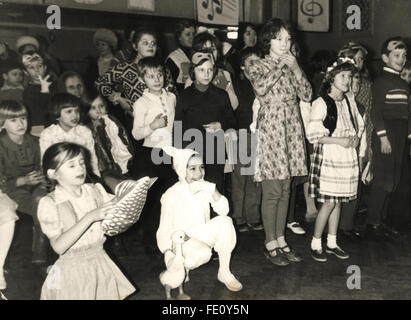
(191, 52, 214, 66)
(326, 57, 356, 74)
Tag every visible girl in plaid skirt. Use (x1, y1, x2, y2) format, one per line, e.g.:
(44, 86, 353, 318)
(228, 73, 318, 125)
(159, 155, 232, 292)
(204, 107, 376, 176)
(306, 58, 365, 262)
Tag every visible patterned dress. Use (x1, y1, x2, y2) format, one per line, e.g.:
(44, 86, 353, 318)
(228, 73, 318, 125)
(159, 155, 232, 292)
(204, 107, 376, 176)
(356, 76, 373, 162)
(247, 55, 312, 182)
(95, 61, 177, 103)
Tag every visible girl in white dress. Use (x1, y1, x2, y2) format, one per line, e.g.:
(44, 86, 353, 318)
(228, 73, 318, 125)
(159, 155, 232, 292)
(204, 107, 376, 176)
(306, 58, 364, 262)
(37, 142, 135, 300)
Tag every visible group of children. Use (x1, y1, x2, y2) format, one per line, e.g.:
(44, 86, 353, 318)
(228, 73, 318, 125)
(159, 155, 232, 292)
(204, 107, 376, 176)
(0, 16, 410, 300)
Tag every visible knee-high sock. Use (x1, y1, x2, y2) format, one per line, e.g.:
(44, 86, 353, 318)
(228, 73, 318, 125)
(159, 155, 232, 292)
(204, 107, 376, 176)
(0, 221, 15, 272)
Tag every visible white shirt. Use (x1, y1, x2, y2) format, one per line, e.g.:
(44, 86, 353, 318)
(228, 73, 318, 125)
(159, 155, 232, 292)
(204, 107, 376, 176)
(132, 89, 175, 148)
(39, 124, 101, 177)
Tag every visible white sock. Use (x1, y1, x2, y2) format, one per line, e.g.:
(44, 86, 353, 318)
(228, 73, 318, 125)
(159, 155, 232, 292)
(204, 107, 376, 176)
(311, 237, 322, 251)
(265, 240, 278, 251)
(327, 234, 337, 249)
(277, 236, 289, 252)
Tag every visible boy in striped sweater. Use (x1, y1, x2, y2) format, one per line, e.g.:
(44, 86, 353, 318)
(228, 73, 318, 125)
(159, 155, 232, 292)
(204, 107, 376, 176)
(367, 37, 411, 239)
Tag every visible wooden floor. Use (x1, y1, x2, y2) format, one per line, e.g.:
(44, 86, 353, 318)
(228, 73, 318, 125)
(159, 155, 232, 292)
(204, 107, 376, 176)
(3, 211, 411, 300)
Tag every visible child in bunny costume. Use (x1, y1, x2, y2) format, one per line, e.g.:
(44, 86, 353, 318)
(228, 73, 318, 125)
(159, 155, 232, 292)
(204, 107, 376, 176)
(156, 146, 242, 293)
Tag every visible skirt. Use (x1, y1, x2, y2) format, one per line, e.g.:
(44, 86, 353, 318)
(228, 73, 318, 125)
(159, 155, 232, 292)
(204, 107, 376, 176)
(0, 192, 19, 225)
(308, 144, 356, 203)
(40, 244, 135, 300)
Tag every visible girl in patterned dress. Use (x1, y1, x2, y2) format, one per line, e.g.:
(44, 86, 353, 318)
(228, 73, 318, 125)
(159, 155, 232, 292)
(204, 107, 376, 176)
(38, 142, 135, 300)
(307, 58, 364, 262)
(247, 18, 312, 266)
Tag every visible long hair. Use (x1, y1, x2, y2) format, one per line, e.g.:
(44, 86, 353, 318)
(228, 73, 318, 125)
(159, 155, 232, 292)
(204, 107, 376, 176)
(259, 18, 292, 56)
(318, 59, 357, 97)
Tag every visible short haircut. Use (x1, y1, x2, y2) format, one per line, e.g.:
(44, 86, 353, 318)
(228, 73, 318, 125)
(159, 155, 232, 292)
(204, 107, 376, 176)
(239, 47, 260, 67)
(130, 27, 157, 46)
(188, 58, 217, 81)
(57, 71, 85, 94)
(237, 23, 258, 50)
(49, 92, 80, 124)
(137, 56, 164, 78)
(0, 100, 27, 127)
(192, 32, 223, 66)
(174, 20, 196, 41)
(381, 36, 407, 56)
(259, 18, 292, 56)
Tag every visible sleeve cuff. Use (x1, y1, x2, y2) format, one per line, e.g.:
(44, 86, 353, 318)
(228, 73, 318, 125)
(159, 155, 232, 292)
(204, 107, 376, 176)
(376, 130, 387, 137)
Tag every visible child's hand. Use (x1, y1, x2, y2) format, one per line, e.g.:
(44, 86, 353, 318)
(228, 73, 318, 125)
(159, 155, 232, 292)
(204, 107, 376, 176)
(150, 113, 167, 130)
(281, 52, 301, 74)
(203, 122, 222, 132)
(338, 137, 351, 149)
(380, 136, 392, 154)
(22, 171, 45, 186)
(349, 135, 360, 149)
(189, 180, 216, 195)
(89, 201, 117, 223)
(38, 75, 52, 93)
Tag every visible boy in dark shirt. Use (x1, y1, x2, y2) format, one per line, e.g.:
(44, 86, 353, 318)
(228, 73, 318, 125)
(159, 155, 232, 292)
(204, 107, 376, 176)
(367, 37, 411, 239)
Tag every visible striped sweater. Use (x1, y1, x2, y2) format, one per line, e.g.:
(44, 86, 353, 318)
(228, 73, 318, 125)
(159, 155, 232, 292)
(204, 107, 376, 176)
(371, 66, 410, 139)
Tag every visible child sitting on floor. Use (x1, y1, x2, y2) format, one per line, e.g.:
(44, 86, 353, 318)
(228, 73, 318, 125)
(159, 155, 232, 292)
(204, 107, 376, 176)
(157, 146, 242, 298)
(0, 60, 24, 102)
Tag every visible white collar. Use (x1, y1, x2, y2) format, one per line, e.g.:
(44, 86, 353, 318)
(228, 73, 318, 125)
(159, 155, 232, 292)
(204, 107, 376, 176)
(142, 88, 167, 101)
(53, 184, 85, 205)
(383, 66, 400, 75)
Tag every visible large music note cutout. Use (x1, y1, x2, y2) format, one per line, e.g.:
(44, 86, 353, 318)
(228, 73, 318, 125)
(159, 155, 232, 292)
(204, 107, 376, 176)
(300, 0, 323, 23)
(202, 0, 223, 21)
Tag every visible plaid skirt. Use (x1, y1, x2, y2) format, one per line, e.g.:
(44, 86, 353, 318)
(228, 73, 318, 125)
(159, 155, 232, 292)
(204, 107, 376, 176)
(308, 144, 356, 203)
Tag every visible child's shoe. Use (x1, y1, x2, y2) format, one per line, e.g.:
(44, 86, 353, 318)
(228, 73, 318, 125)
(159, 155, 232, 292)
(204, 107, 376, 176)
(311, 248, 327, 262)
(247, 222, 264, 231)
(237, 224, 249, 233)
(217, 272, 243, 292)
(280, 246, 303, 262)
(264, 247, 290, 266)
(325, 246, 349, 259)
(287, 222, 306, 234)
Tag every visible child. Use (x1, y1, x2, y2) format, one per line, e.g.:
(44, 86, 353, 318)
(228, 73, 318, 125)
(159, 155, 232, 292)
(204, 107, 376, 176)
(157, 146, 242, 295)
(38, 142, 135, 299)
(246, 18, 312, 266)
(400, 61, 411, 85)
(0, 61, 24, 102)
(175, 52, 237, 194)
(57, 71, 86, 99)
(231, 47, 263, 232)
(39, 92, 100, 178)
(0, 100, 48, 264)
(366, 37, 410, 239)
(0, 190, 18, 290)
(307, 57, 364, 262)
(22, 53, 57, 137)
(80, 89, 134, 192)
(131, 56, 178, 255)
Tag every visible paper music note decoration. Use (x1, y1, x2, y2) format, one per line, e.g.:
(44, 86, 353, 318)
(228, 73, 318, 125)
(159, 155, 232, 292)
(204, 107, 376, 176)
(197, 0, 239, 26)
(297, 0, 329, 32)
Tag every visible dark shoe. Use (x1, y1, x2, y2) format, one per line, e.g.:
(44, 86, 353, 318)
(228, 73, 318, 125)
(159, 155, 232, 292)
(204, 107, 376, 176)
(380, 223, 400, 237)
(247, 222, 264, 231)
(339, 230, 362, 240)
(325, 246, 350, 259)
(366, 224, 390, 240)
(238, 224, 250, 233)
(32, 226, 49, 265)
(280, 246, 303, 262)
(311, 248, 327, 262)
(264, 248, 290, 266)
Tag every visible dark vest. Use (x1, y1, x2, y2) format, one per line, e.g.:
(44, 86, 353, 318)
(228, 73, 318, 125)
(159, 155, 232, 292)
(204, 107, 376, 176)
(321, 94, 356, 135)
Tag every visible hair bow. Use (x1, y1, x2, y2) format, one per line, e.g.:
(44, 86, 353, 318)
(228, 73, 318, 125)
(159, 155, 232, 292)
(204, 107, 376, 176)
(326, 57, 355, 73)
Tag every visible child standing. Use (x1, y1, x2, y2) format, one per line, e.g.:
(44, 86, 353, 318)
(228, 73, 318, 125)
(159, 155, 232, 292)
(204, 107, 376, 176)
(21, 53, 57, 137)
(231, 47, 263, 232)
(38, 142, 135, 299)
(0, 190, 18, 290)
(132, 57, 177, 255)
(0, 61, 24, 102)
(367, 38, 410, 239)
(0, 100, 48, 264)
(157, 146, 242, 295)
(307, 58, 364, 262)
(39, 93, 100, 178)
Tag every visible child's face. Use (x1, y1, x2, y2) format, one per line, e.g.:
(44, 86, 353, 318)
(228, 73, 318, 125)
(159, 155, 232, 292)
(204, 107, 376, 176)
(3, 68, 23, 87)
(88, 97, 107, 121)
(202, 40, 218, 61)
(242, 54, 259, 79)
(2, 115, 27, 137)
(143, 68, 164, 94)
(194, 60, 214, 86)
(351, 72, 361, 95)
(270, 28, 291, 59)
(95, 40, 112, 56)
(243, 26, 257, 48)
(179, 27, 195, 48)
(25, 61, 46, 80)
(53, 153, 86, 187)
(65, 76, 84, 98)
(400, 68, 411, 84)
(383, 47, 407, 72)
(185, 156, 205, 184)
(135, 34, 157, 58)
(58, 106, 80, 131)
(353, 50, 364, 71)
(331, 70, 352, 94)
